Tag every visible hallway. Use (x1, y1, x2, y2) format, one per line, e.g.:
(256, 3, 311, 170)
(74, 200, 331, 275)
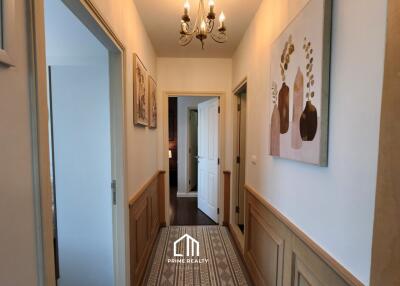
(1, 0, 399, 286)
(143, 226, 252, 286)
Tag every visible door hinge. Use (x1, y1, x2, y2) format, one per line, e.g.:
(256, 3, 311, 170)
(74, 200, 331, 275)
(218, 106, 220, 114)
(111, 180, 117, 205)
(217, 208, 220, 214)
(235, 206, 240, 213)
(189, 179, 191, 185)
(236, 156, 240, 164)
(237, 104, 241, 111)
(218, 158, 220, 165)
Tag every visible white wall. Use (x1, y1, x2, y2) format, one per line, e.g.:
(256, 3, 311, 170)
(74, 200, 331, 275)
(45, 0, 106, 65)
(232, 0, 387, 284)
(177, 97, 212, 194)
(0, 1, 40, 285)
(51, 65, 113, 286)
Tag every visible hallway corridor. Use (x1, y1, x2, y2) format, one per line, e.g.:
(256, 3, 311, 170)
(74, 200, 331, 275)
(1, 0, 398, 285)
(143, 226, 252, 286)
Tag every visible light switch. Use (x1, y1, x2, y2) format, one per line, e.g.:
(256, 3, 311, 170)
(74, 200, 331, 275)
(251, 155, 257, 165)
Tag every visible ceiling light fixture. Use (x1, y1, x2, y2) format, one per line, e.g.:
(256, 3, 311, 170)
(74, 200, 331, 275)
(179, 0, 227, 49)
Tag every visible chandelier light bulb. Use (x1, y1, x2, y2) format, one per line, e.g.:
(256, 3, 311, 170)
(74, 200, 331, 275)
(184, 0, 190, 14)
(200, 20, 207, 34)
(209, 0, 215, 7)
(219, 11, 225, 23)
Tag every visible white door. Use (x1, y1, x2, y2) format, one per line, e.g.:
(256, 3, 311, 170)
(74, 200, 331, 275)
(197, 98, 219, 222)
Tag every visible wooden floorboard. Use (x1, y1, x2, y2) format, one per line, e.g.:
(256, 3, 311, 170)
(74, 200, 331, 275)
(169, 186, 217, 226)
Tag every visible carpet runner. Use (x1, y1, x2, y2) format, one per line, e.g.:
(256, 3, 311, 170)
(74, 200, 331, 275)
(143, 226, 251, 286)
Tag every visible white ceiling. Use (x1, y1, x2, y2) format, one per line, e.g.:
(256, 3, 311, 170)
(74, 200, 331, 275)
(134, 0, 262, 58)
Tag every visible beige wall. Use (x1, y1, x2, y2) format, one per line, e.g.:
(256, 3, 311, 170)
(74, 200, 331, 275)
(232, 0, 387, 284)
(157, 58, 233, 171)
(90, 0, 159, 198)
(0, 1, 39, 285)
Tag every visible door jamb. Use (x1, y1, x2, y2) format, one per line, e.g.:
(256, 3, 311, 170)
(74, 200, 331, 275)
(187, 107, 198, 194)
(230, 78, 247, 252)
(28, 0, 128, 285)
(163, 91, 226, 225)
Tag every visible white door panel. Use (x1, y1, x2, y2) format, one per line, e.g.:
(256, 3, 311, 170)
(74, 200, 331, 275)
(197, 98, 219, 223)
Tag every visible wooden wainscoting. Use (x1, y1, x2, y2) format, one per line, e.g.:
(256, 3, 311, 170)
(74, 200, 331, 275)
(129, 171, 165, 286)
(243, 185, 364, 286)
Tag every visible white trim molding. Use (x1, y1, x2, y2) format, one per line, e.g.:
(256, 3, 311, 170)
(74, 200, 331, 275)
(176, 192, 198, 198)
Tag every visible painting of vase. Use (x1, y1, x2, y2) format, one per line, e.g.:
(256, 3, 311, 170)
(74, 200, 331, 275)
(270, 104, 280, 156)
(278, 83, 289, 134)
(268, 0, 332, 166)
(300, 100, 318, 141)
(291, 68, 304, 149)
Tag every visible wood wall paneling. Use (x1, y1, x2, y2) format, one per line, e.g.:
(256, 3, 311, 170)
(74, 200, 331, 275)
(370, 0, 400, 285)
(129, 171, 165, 286)
(243, 185, 363, 286)
(245, 201, 284, 286)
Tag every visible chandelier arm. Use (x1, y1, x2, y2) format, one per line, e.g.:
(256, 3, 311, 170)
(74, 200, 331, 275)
(211, 32, 228, 43)
(207, 19, 215, 34)
(182, 22, 198, 36)
(179, 34, 195, 46)
(188, 1, 202, 35)
(180, 0, 202, 36)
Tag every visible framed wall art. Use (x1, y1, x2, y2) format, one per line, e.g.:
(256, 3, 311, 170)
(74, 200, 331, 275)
(148, 75, 157, 129)
(269, 0, 332, 166)
(133, 53, 148, 126)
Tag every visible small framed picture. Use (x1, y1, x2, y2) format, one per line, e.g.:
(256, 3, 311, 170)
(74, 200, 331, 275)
(148, 76, 157, 129)
(133, 54, 148, 126)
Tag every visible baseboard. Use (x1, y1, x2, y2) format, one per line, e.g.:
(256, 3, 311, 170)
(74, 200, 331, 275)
(176, 192, 197, 198)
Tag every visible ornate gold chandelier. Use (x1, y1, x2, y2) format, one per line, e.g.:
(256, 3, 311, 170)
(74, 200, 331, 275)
(179, 0, 227, 49)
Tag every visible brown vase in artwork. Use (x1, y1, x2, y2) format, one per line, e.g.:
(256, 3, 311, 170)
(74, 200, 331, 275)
(300, 100, 318, 141)
(270, 104, 280, 156)
(278, 82, 289, 134)
(291, 67, 304, 149)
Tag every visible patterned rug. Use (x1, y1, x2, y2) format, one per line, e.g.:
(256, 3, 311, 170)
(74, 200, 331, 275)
(143, 226, 251, 286)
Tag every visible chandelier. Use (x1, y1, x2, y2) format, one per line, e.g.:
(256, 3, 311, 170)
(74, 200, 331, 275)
(179, 0, 227, 49)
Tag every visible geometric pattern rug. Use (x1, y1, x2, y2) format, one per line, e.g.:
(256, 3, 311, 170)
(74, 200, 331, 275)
(143, 226, 251, 285)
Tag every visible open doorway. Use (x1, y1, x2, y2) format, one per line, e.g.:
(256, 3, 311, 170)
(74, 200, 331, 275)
(168, 96, 220, 225)
(234, 83, 247, 234)
(43, 0, 126, 285)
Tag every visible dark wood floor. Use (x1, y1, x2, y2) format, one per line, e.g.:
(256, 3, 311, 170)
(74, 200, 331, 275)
(169, 186, 217, 225)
